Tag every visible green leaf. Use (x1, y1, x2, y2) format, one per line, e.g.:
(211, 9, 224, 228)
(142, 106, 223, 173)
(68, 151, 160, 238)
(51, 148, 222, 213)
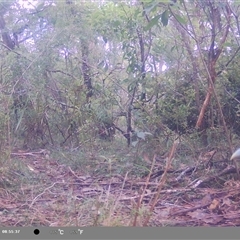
(223, 42, 232, 47)
(136, 131, 153, 140)
(174, 14, 187, 24)
(104, 62, 109, 72)
(161, 10, 169, 26)
(145, 15, 161, 30)
(170, 45, 175, 52)
(36, 2, 45, 11)
(98, 60, 105, 68)
(131, 140, 138, 147)
(103, 36, 108, 43)
(134, 8, 141, 18)
(144, 2, 158, 14)
(137, 131, 146, 140)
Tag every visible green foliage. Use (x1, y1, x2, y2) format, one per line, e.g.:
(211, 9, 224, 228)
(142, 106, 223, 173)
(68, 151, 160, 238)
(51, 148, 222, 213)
(0, 0, 238, 151)
(161, 10, 169, 26)
(157, 79, 198, 134)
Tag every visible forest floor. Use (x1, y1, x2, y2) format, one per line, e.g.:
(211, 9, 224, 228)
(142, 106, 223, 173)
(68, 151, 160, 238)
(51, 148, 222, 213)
(0, 138, 240, 226)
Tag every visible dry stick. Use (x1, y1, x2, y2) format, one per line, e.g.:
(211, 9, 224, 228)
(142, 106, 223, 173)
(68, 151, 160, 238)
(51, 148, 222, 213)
(143, 139, 179, 226)
(29, 182, 59, 208)
(109, 171, 129, 225)
(132, 154, 156, 226)
(172, 202, 211, 216)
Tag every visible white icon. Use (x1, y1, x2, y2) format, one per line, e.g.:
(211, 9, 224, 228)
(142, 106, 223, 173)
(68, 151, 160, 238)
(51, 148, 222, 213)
(78, 229, 83, 235)
(58, 229, 64, 235)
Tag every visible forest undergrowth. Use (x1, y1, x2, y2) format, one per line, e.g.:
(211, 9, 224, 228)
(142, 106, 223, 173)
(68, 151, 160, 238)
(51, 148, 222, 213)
(0, 134, 240, 227)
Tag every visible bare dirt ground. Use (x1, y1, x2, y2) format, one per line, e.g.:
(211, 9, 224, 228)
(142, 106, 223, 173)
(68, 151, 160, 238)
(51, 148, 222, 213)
(1, 142, 240, 226)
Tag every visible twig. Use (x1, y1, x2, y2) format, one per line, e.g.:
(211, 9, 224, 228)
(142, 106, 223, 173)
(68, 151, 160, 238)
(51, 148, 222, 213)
(143, 138, 179, 226)
(29, 182, 59, 208)
(133, 154, 156, 226)
(171, 202, 211, 216)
